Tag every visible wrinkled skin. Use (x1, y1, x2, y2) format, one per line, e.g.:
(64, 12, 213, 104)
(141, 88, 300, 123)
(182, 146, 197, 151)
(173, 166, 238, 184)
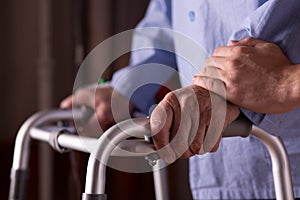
(194, 37, 295, 114)
(150, 85, 240, 163)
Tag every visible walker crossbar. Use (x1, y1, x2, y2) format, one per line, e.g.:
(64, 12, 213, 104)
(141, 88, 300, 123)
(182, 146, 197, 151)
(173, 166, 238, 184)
(9, 109, 294, 200)
(9, 109, 155, 200)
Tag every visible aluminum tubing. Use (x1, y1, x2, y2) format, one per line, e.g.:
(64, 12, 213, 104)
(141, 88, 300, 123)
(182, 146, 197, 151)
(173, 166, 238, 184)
(12, 109, 83, 170)
(84, 118, 150, 194)
(10, 109, 82, 200)
(30, 127, 156, 156)
(152, 159, 169, 200)
(251, 126, 294, 200)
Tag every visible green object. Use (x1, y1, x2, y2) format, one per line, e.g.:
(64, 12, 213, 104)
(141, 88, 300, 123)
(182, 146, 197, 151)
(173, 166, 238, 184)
(98, 77, 107, 84)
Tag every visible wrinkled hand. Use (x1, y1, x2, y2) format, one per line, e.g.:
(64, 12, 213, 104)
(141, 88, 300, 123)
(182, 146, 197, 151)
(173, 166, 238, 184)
(150, 85, 240, 163)
(193, 37, 293, 114)
(60, 85, 134, 134)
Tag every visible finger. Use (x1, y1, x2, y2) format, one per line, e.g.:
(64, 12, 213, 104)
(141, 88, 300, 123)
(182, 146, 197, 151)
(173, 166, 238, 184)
(199, 93, 223, 154)
(193, 76, 226, 98)
(209, 55, 241, 72)
(186, 86, 207, 155)
(199, 65, 223, 80)
(213, 46, 228, 57)
(60, 95, 73, 108)
(150, 100, 177, 163)
(80, 114, 104, 137)
(95, 105, 115, 132)
(204, 56, 223, 67)
(225, 103, 240, 125)
(199, 121, 222, 154)
(213, 45, 253, 57)
(188, 109, 207, 156)
(210, 103, 240, 152)
(213, 46, 249, 57)
(169, 87, 202, 158)
(170, 106, 194, 159)
(229, 40, 239, 46)
(210, 135, 222, 152)
(229, 37, 267, 47)
(70, 90, 95, 109)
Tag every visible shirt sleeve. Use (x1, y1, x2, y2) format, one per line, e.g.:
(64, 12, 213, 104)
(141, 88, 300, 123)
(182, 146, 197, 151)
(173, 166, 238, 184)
(229, 0, 300, 134)
(111, 0, 177, 114)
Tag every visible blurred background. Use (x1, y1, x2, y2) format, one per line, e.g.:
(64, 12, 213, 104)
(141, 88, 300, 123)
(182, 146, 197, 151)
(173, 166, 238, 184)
(0, 0, 192, 199)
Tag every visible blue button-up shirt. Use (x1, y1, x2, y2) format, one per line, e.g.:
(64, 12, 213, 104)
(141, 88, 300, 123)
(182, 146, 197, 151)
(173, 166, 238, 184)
(111, 0, 300, 199)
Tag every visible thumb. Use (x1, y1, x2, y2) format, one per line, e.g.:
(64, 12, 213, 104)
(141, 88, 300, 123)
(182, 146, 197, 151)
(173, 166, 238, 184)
(60, 95, 73, 108)
(229, 37, 266, 47)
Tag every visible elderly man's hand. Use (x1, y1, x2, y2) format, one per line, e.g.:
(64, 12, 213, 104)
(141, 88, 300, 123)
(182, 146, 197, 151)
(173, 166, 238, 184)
(60, 85, 134, 135)
(150, 85, 240, 163)
(193, 37, 294, 114)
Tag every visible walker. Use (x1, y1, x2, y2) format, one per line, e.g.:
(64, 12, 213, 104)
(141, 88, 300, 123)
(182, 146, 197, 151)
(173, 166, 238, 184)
(9, 108, 295, 200)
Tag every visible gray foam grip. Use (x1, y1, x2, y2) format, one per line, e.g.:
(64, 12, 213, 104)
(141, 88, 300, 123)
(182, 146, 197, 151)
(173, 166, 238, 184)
(9, 169, 29, 200)
(222, 114, 252, 138)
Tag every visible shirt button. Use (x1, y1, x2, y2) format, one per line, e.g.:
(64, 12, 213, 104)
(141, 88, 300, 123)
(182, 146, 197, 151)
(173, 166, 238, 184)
(188, 11, 196, 22)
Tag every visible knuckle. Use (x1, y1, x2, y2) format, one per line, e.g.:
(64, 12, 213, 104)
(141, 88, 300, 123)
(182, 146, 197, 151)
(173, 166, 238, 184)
(205, 57, 215, 67)
(181, 151, 192, 159)
(164, 91, 176, 102)
(171, 141, 187, 155)
(227, 57, 240, 67)
(151, 107, 168, 133)
(213, 47, 221, 55)
(206, 78, 215, 90)
(264, 42, 277, 49)
(189, 143, 202, 154)
(192, 85, 210, 97)
(174, 87, 195, 103)
(232, 46, 247, 55)
(244, 37, 254, 43)
(213, 46, 225, 55)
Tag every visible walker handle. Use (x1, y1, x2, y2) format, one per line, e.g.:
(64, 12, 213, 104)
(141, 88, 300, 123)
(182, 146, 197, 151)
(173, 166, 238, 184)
(222, 114, 252, 138)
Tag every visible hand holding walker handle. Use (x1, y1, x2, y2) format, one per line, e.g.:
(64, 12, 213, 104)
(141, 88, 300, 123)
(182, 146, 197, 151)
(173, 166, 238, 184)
(9, 108, 294, 200)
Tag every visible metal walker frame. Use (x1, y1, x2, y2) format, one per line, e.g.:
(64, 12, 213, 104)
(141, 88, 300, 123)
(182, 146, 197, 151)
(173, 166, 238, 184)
(9, 109, 295, 200)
